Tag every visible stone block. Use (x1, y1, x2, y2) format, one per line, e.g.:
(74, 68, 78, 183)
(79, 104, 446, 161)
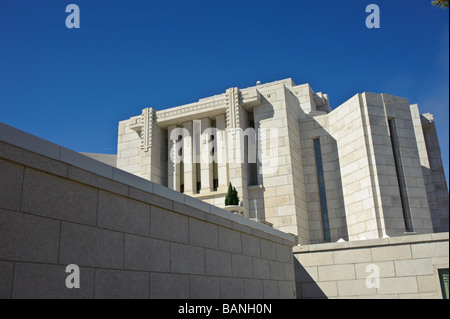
(377, 277, 418, 294)
(243, 279, 264, 299)
(206, 212, 232, 229)
(333, 248, 372, 264)
(60, 222, 124, 269)
(262, 280, 280, 299)
(95, 269, 149, 299)
(371, 245, 412, 261)
(417, 275, 437, 293)
(218, 227, 242, 254)
(68, 166, 128, 197)
(124, 234, 170, 272)
(170, 242, 205, 275)
(260, 239, 277, 261)
(190, 275, 220, 299)
(354, 261, 396, 279)
(21, 168, 97, 226)
(411, 241, 449, 259)
(112, 167, 153, 194)
(173, 202, 206, 220)
(394, 258, 434, 276)
(97, 190, 150, 236)
(220, 277, 244, 299)
(12, 262, 94, 299)
(295, 251, 334, 267)
(0, 261, 14, 299)
(251, 229, 270, 240)
(184, 194, 211, 213)
(276, 244, 292, 263)
(128, 187, 173, 210)
(431, 233, 449, 241)
(0, 122, 60, 160)
(318, 264, 356, 281)
(0, 159, 23, 211)
(253, 257, 271, 280)
(337, 279, 376, 297)
(150, 273, 190, 299)
(151, 206, 188, 244)
(295, 265, 318, 283)
(232, 222, 253, 236)
(0, 209, 60, 263)
(0, 142, 68, 178)
(60, 147, 114, 179)
(284, 262, 295, 281)
(232, 254, 253, 278)
(153, 183, 184, 204)
(269, 260, 285, 281)
(300, 281, 335, 298)
(189, 218, 218, 249)
(205, 249, 231, 277)
(398, 292, 438, 299)
(279, 281, 295, 299)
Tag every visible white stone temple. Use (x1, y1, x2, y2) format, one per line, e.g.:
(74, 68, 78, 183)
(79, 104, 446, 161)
(112, 78, 449, 245)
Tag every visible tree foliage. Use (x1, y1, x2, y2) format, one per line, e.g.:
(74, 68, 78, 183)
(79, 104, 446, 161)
(432, 0, 449, 8)
(225, 183, 239, 206)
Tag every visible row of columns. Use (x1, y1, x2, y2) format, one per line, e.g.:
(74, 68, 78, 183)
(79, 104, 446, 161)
(167, 115, 229, 195)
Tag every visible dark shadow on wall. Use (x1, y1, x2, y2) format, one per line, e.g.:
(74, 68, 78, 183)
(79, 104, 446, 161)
(298, 114, 349, 243)
(293, 257, 327, 299)
(422, 165, 450, 233)
(249, 94, 276, 221)
(421, 120, 450, 233)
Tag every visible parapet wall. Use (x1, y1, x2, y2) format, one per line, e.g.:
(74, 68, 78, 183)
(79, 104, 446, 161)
(294, 232, 449, 299)
(0, 122, 296, 299)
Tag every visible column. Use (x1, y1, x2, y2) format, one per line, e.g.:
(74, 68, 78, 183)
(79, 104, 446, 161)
(182, 121, 196, 195)
(200, 118, 213, 194)
(215, 114, 229, 192)
(167, 124, 181, 192)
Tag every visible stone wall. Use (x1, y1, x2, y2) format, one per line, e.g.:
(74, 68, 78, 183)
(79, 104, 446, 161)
(0, 122, 296, 299)
(411, 106, 449, 233)
(80, 152, 117, 167)
(294, 233, 449, 299)
(299, 92, 439, 243)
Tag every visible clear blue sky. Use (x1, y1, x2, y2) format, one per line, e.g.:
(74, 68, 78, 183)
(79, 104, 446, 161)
(0, 0, 448, 185)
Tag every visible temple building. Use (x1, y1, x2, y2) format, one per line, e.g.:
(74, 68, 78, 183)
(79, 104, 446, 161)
(114, 78, 449, 245)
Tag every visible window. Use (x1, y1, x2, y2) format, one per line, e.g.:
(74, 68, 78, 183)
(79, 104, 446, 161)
(439, 269, 449, 299)
(180, 161, 184, 193)
(314, 138, 331, 242)
(388, 119, 413, 232)
(212, 146, 218, 191)
(196, 162, 201, 193)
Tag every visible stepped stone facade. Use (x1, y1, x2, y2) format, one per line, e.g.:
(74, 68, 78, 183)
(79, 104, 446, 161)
(117, 78, 449, 245)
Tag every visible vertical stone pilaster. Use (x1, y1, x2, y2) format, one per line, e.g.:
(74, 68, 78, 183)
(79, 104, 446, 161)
(200, 118, 213, 194)
(215, 114, 228, 192)
(183, 121, 196, 195)
(225, 87, 250, 217)
(167, 124, 181, 192)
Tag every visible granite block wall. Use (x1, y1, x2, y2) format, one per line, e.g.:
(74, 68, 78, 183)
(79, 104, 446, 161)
(294, 233, 449, 299)
(0, 122, 296, 299)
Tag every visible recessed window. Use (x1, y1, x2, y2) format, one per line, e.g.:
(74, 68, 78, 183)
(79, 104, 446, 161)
(314, 138, 331, 242)
(196, 162, 201, 193)
(388, 118, 413, 232)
